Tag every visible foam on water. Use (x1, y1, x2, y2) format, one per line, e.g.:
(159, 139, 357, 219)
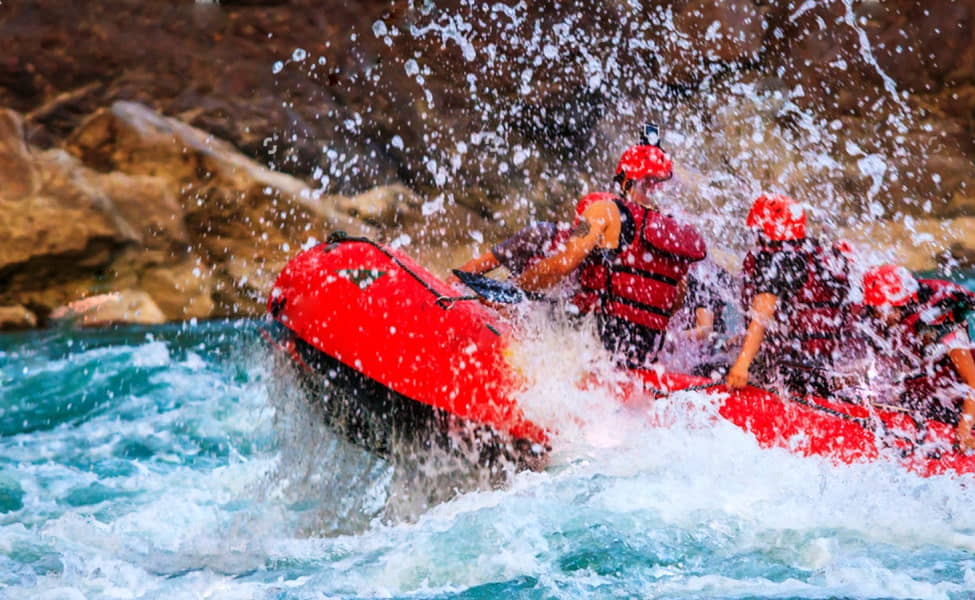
(3, 321, 975, 599)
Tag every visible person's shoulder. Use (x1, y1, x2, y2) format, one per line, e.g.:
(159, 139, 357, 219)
(777, 239, 811, 260)
(918, 277, 970, 295)
(748, 241, 807, 282)
(516, 221, 558, 242)
(576, 191, 619, 212)
(750, 242, 790, 265)
(579, 193, 621, 222)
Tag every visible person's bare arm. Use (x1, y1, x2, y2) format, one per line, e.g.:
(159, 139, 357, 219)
(726, 293, 778, 388)
(948, 347, 975, 451)
(688, 307, 715, 342)
(517, 201, 617, 292)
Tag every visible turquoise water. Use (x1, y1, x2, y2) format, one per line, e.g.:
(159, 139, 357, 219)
(2, 320, 975, 599)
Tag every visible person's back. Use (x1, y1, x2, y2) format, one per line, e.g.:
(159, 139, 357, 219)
(517, 131, 706, 367)
(728, 195, 851, 396)
(571, 192, 707, 365)
(740, 237, 851, 362)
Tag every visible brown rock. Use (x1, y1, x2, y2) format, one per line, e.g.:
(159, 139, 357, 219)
(331, 184, 424, 228)
(947, 241, 975, 270)
(2, 0, 974, 328)
(2, 0, 974, 229)
(50, 290, 166, 327)
(64, 101, 378, 318)
(840, 216, 975, 271)
(868, 2, 975, 93)
(0, 109, 199, 320)
(0, 111, 135, 286)
(216, 252, 277, 316)
(0, 110, 36, 200)
(95, 171, 191, 251)
(67, 101, 372, 234)
(139, 259, 215, 321)
(0, 305, 37, 330)
(672, 0, 768, 64)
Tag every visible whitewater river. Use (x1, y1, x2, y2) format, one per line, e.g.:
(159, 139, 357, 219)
(2, 318, 975, 599)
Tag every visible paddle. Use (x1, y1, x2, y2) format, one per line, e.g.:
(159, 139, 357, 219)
(451, 270, 537, 304)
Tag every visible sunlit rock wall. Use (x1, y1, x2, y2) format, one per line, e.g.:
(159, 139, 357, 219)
(0, 102, 375, 324)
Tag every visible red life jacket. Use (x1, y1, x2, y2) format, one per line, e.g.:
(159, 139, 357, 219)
(897, 279, 975, 415)
(740, 239, 850, 360)
(569, 192, 707, 333)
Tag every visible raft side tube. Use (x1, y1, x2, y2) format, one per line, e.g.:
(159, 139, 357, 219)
(264, 320, 548, 471)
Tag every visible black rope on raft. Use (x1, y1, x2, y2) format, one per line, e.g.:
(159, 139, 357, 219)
(764, 387, 940, 459)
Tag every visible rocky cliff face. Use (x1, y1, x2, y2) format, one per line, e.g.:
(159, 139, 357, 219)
(0, 102, 376, 327)
(0, 0, 973, 327)
(0, 100, 493, 328)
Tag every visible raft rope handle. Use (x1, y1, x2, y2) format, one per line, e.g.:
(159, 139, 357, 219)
(646, 381, 885, 433)
(647, 380, 881, 429)
(324, 232, 481, 311)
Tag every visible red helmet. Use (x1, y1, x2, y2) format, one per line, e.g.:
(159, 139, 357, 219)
(746, 194, 806, 241)
(862, 264, 919, 308)
(615, 145, 673, 185)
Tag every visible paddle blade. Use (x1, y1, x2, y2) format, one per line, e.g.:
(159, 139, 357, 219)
(452, 270, 526, 304)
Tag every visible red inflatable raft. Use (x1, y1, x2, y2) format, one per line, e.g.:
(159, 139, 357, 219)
(266, 233, 975, 478)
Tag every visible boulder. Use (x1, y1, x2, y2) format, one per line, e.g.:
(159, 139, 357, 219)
(331, 184, 425, 228)
(0, 305, 37, 330)
(49, 290, 166, 327)
(139, 258, 215, 321)
(670, 0, 769, 66)
(0, 110, 36, 200)
(68, 102, 372, 238)
(92, 170, 191, 251)
(0, 102, 391, 325)
(0, 110, 151, 311)
(0, 111, 119, 270)
(947, 241, 975, 271)
(64, 101, 377, 316)
(0, 109, 204, 322)
(867, 2, 975, 95)
(50, 289, 166, 327)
